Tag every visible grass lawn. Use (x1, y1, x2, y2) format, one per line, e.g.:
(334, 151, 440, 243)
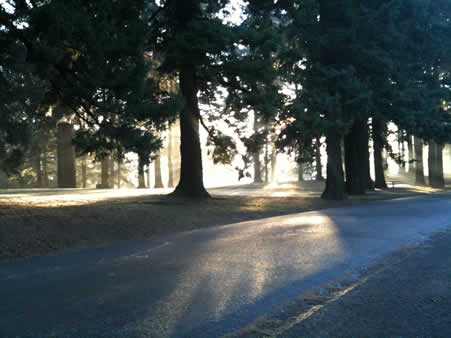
(0, 180, 449, 262)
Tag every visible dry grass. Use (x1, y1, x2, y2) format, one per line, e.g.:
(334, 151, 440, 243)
(0, 181, 448, 263)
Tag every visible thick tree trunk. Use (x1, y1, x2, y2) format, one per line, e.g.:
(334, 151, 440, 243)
(344, 119, 368, 195)
(154, 154, 164, 188)
(414, 136, 426, 186)
(437, 143, 445, 188)
(138, 162, 146, 189)
(372, 117, 387, 189)
(42, 148, 49, 188)
(428, 141, 444, 188)
(100, 157, 111, 189)
(117, 159, 121, 189)
(81, 156, 87, 188)
(315, 137, 324, 181)
(428, 141, 437, 187)
(399, 131, 406, 173)
(109, 156, 115, 188)
(172, 65, 209, 199)
(57, 122, 76, 188)
(407, 134, 414, 173)
(253, 153, 263, 183)
(298, 162, 304, 182)
(167, 125, 175, 188)
(32, 145, 42, 188)
(147, 164, 151, 189)
(320, 0, 346, 200)
(270, 150, 277, 183)
(322, 128, 346, 200)
(264, 140, 270, 184)
(252, 116, 263, 184)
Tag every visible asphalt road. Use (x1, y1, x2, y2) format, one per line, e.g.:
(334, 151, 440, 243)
(280, 229, 451, 337)
(1, 194, 450, 337)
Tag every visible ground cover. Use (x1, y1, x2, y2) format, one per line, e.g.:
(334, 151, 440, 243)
(0, 181, 448, 262)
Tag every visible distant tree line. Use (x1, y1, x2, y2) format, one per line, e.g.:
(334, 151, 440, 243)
(1, 0, 450, 199)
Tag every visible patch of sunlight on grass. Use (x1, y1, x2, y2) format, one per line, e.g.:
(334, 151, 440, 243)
(0, 188, 174, 207)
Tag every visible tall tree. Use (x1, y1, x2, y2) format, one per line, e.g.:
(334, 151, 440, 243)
(414, 136, 426, 186)
(57, 122, 76, 188)
(372, 117, 387, 189)
(154, 154, 164, 188)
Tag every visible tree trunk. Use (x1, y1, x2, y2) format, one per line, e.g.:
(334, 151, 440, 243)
(81, 156, 87, 188)
(253, 153, 263, 183)
(322, 129, 346, 200)
(400, 131, 406, 173)
(407, 134, 414, 173)
(101, 157, 111, 189)
(57, 122, 76, 188)
(372, 117, 387, 189)
(172, 65, 209, 199)
(428, 141, 444, 188)
(154, 154, 164, 188)
(437, 143, 445, 187)
(252, 115, 263, 184)
(32, 144, 42, 188)
(414, 136, 426, 186)
(315, 137, 324, 181)
(298, 162, 304, 182)
(42, 148, 49, 188)
(138, 161, 146, 189)
(146, 164, 151, 189)
(117, 159, 121, 189)
(167, 125, 175, 188)
(320, 0, 346, 200)
(344, 119, 368, 195)
(264, 138, 269, 184)
(109, 156, 115, 188)
(270, 150, 277, 183)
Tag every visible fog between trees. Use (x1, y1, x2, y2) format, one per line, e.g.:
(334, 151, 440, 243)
(1, 0, 450, 199)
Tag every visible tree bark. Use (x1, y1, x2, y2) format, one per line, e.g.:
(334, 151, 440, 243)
(407, 134, 414, 173)
(154, 154, 164, 188)
(298, 162, 305, 182)
(270, 149, 277, 183)
(146, 164, 151, 189)
(264, 137, 270, 184)
(437, 143, 445, 188)
(372, 117, 387, 189)
(252, 115, 263, 184)
(344, 119, 368, 195)
(428, 141, 444, 188)
(171, 65, 209, 199)
(32, 144, 42, 188)
(322, 128, 346, 200)
(117, 159, 121, 189)
(167, 125, 175, 188)
(57, 122, 76, 188)
(320, 0, 346, 200)
(81, 156, 87, 188)
(414, 136, 426, 186)
(42, 147, 49, 188)
(138, 162, 146, 189)
(100, 157, 111, 189)
(315, 137, 324, 180)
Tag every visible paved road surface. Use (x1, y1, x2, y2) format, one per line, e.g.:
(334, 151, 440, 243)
(1, 194, 450, 337)
(280, 229, 451, 337)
